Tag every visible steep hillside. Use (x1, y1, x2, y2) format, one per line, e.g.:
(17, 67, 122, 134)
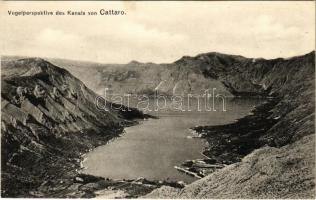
(196, 52, 315, 148)
(48, 58, 232, 96)
(145, 51, 315, 198)
(49, 52, 313, 98)
(0, 58, 146, 197)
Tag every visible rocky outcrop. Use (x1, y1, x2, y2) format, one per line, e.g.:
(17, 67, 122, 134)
(1, 58, 147, 197)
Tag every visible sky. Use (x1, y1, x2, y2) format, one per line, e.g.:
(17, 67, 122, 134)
(0, 1, 315, 64)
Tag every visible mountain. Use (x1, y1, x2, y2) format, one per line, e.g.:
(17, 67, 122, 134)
(1, 57, 146, 197)
(48, 52, 313, 98)
(144, 51, 315, 198)
(48, 57, 233, 96)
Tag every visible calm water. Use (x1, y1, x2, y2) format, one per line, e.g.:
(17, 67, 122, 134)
(82, 98, 262, 183)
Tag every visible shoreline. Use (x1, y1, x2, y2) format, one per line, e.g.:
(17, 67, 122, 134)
(19, 99, 279, 198)
(50, 115, 186, 198)
(3, 114, 164, 198)
(80, 98, 272, 194)
(175, 98, 280, 179)
(66, 118, 169, 198)
(1, 98, 291, 197)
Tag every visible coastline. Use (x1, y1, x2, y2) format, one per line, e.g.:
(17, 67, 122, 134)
(175, 98, 280, 179)
(60, 117, 173, 198)
(2, 112, 164, 198)
(40, 115, 185, 198)
(82, 98, 278, 189)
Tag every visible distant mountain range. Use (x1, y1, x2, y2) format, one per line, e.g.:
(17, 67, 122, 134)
(46, 52, 314, 98)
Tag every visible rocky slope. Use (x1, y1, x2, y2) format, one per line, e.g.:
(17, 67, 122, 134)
(49, 52, 313, 98)
(145, 51, 315, 198)
(48, 58, 232, 96)
(0, 58, 148, 197)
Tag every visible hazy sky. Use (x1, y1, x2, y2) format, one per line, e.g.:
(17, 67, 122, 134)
(0, 1, 315, 63)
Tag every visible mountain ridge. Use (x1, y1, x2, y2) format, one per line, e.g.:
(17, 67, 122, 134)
(1, 57, 148, 197)
(44, 51, 314, 98)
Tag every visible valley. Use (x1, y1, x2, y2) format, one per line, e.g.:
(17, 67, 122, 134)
(1, 51, 315, 198)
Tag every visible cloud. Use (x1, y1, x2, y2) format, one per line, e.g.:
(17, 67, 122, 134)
(0, 1, 314, 63)
(35, 28, 83, 47)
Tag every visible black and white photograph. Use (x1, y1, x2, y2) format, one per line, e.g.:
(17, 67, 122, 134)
(0, 1, 315, 198)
